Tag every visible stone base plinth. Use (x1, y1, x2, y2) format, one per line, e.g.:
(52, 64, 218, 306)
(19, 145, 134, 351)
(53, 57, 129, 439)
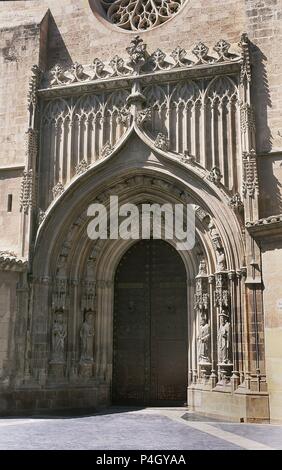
(187, 385, 270, 423)
(0, 384, 110, 416)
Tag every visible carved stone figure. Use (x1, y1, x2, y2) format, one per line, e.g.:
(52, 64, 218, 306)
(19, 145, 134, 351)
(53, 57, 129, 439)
(51, 311, 66, 363)
(198, 259, 207, 276)
(197, 315, 210, 363)
(217, 313, 231, 364)
(209, 221, 226, 271)
(215, 249, 226, 272)
(80, 311, 94, 363)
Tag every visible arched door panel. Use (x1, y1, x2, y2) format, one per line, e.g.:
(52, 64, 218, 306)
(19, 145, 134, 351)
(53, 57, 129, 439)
(113, 240, 188, 405)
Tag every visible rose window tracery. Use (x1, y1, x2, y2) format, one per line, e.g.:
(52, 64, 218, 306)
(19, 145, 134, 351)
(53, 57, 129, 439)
(99, 0, 186, 31)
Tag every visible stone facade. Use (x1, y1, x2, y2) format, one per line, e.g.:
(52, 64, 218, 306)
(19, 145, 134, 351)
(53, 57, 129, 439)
(0, 0, 281, 422)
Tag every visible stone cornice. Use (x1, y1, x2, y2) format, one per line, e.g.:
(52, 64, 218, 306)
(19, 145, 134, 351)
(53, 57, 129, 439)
(246, 214, 282, 239)
(0, 251, 28, 272)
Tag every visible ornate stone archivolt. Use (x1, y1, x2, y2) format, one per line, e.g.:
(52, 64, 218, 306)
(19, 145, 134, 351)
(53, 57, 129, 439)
(98, 0, 186, 31)
(31, 163, 246, 389)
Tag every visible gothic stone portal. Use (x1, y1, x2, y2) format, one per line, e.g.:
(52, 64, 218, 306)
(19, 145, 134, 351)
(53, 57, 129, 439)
(113, 240, 188, 405)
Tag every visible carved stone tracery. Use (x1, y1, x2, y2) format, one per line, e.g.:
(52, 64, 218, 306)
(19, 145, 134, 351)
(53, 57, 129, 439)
(99, 0, 185, 31)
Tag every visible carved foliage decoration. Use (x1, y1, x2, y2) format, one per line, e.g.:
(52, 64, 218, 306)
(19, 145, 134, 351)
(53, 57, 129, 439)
(20, 169, 34, 214)
(28, 64, 41, 111)
(242, 149, 259, 198)
(46, 36, 242, 88)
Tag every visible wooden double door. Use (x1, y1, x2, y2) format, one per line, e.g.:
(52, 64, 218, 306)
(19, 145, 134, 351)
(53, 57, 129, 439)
(113, 240, 188, 405)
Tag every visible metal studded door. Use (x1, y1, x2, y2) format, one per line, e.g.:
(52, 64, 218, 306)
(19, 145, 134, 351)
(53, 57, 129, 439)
(113, 240, 187, 405)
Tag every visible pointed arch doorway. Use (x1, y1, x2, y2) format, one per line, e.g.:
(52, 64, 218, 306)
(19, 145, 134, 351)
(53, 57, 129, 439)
(112, 240, 188, 405)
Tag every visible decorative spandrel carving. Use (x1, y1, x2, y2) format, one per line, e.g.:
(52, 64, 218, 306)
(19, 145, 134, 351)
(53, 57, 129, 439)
(100, 142, 114, 158)
(75, 159, 89, 175)
(136, 107, 152, 125)
(99, 0, 185, 31)
(52, 182, 64, 199)
(51, 311, 67, 363)
(80, 311, 95, 363)
(180, 151, 196, 165)
(207, 166, 222, 186)
(155, 132, 169, 151)
(229, 192, 244, 211)
(40, 90, 130, 206)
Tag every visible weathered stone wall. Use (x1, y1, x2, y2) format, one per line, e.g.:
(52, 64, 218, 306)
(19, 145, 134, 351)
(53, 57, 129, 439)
(262, 240, 282, 423)
(0, 271, 19, 387)
(0, 169, 22, 253)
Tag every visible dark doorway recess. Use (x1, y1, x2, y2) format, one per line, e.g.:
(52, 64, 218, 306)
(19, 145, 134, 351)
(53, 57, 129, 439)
(113, 240, 188, 406)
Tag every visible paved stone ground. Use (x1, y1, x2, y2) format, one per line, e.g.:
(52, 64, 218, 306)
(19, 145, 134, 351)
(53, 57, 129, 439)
(0, 407, 281, 450)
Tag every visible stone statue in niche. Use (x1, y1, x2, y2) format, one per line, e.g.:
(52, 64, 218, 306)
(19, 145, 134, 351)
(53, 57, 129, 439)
(215, 249, 226, 272)
(80, 311, 94, 363)
(198, 259, 207, 276)
(209, 221, 226, 271)
(197, 314, 211, 363)
(217, 312, 231, 364)
(51, 310, 66, 363)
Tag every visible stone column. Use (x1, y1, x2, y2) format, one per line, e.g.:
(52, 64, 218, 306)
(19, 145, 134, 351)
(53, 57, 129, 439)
(229, 270, 240, 390)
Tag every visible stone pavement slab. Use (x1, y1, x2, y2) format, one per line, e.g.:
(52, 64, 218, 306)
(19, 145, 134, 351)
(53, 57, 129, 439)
(0, 407, 280, 450)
